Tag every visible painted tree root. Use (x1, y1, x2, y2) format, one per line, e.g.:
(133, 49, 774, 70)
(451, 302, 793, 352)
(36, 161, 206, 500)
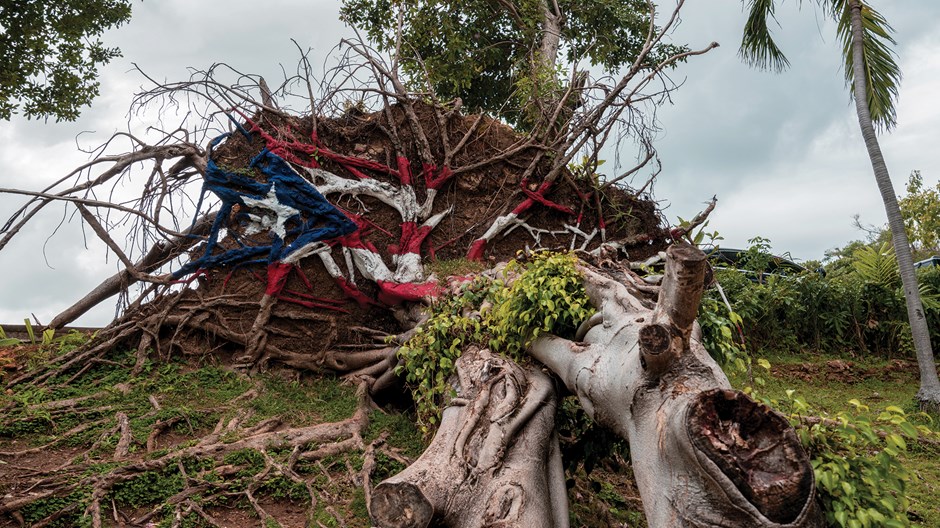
(529, 244, 824, 527)
(369, 347, 569, 528)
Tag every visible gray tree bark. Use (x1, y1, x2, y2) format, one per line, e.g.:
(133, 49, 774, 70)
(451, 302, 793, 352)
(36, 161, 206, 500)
(529, 245, 822, 527)
(370, 346, 568, 528)
(375, 246, 823, 527)
(848, 0, 940, 409)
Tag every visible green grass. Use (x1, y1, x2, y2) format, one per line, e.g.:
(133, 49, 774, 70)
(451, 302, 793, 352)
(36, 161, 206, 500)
(250, 375, 358, 424)
(745, 350, 940, 528)
(426, 257, 486, 279)
(0, 343, 382, 527)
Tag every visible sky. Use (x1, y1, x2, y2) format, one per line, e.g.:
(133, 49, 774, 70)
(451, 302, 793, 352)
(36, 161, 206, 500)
(1, 0, 939, 327)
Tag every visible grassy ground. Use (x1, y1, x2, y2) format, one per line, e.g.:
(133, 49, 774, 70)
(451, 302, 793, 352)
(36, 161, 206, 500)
(0, 338, 641, 528)
(740, 352, 940, 528)
(1, 334, 937, 527)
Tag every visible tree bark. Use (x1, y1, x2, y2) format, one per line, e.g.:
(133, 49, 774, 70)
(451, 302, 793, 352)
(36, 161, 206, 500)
(848, 0, 940, 409)
(370, 346, 568, 528)
(529, 245, 823, 527)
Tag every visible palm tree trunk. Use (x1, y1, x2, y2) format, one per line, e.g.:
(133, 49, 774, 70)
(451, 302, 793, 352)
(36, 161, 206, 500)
(849, 0, 940, 409)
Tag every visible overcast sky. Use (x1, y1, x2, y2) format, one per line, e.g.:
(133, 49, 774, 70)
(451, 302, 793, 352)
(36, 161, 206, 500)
(1, 0, 939, 327)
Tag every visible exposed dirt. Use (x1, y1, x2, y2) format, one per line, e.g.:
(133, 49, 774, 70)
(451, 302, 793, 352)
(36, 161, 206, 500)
(0, 101, 673, 527)
(772, 358, 918, 384)
(91, 101, 670, 379)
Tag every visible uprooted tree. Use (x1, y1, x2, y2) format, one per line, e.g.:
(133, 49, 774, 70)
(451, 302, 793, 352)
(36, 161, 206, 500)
(0, 1, 825, 526)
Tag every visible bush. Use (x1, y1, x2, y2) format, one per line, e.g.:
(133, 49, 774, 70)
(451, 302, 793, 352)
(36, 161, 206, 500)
(396, 251, 594, 435)
(703, 244, 940, 358)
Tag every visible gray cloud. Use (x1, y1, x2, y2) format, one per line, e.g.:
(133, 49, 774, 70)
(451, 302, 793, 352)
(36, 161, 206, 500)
(1, 0, 938, 326)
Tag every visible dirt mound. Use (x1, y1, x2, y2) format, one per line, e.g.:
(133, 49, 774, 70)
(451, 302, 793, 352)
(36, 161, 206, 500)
(773, 358, 918, 384)
(51, 103, 669, 384)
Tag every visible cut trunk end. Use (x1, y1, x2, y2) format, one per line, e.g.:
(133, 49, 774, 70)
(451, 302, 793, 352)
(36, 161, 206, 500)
(370, 481, 434, 528)
(688, 389, 815, 525)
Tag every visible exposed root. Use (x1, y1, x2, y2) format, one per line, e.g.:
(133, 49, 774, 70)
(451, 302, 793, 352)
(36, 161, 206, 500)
(0, 381, 377, 527)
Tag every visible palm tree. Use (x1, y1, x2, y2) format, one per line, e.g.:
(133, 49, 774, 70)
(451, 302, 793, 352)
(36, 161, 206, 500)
(739, 0, 940, 411)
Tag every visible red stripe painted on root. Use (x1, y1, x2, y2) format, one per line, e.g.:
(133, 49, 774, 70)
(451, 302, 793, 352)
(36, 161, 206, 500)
(397, 156, 412, 186)
(519, 179, 575, 215)
(171, 268, 208, 285)
(376, 280, 440, 305)
(277, 292, 350, 313)
(339, 230, 379, 253)
(394, 221, 433, 255)
(244, 114, 398, 177)
(423, 164, 454, 190)
(334, 276, 375, 307)
(467, 239, 487, 261)
(265, 262, 294, 296)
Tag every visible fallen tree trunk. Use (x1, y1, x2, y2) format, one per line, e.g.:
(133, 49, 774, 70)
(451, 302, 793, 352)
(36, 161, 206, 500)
(529, 244, 823, 527)
(370, 346, 568, 528)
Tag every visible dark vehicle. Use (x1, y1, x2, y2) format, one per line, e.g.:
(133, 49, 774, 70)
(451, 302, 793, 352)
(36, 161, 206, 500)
(701, 246, 814, 282)
(914, 256, 940, 269)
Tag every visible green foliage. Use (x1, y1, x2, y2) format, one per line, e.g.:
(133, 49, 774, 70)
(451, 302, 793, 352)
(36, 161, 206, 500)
(396, 251, 594, 435)
(0, 0, 133, 121)
(340, 0, 685, 126)
(706, 237, 940, 358)
(19, 488, 93, 527)
(675, 217, 722, 247)
(111, 466, 186, 508)
(697, 296, 750, 375)
(833, 0, 901, 132)
(487, 252, 595, 360)
(0, 324, 22, 347)
(739, 0, 901, 131)
(395, 275, 495, 435)
(737, 235, 775, 275)
(774, 392, 934, 528)
(852, 242, 900, 288)
(899, 170, 940, 255)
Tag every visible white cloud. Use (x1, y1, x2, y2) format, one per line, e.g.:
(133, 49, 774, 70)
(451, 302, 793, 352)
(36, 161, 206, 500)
(2, 0, 939, 325)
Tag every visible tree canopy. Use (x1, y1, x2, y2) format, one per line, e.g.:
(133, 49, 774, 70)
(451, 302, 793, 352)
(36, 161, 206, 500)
(340, 0, 685, 126)
(0, 0, 132, 121)
(900, 170, 940, 256)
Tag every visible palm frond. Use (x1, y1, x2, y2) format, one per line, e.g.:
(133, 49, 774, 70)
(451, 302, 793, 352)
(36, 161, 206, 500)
(739, 0, 791, 72)
(834, 0, 901, 131)
(852, 242, 899, 288)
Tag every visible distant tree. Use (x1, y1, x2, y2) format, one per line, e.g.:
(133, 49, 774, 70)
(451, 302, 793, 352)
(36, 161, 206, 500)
(740, 0, 940, 411)
(0, 0, 133, 121)
(900, 170, 940, 257)
(339, 0, 684, 131)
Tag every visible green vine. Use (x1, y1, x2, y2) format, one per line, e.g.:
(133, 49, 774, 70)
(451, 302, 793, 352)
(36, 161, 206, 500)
(396, 251, 595, 436)
(772, 392, 933, 528)
(486, 252, 595, 361)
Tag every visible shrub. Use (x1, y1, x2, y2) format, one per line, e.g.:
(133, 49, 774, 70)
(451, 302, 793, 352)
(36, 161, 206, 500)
(703, 241, 940, 358)
(396, 251, 594, 435)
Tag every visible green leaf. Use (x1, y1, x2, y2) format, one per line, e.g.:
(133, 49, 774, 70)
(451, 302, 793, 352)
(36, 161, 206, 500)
(898, 420, 919, 439)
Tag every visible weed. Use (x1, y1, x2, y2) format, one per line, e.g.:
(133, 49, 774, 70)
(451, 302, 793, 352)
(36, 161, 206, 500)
(366, 409, 424, 459)
(19, 488, 93, 527)
(251, 375, 357, 424)
(111, 466, 185, 508)
(426, 257, 485, 278)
